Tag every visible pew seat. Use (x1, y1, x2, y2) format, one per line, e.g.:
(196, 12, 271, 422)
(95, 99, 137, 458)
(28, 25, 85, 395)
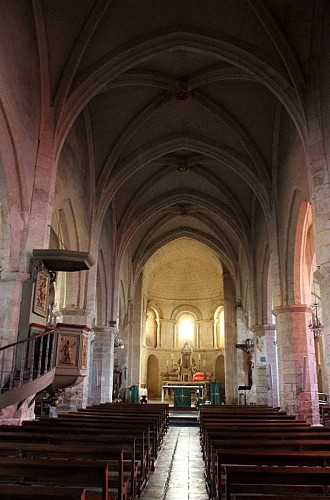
(224, 465, 330, 500)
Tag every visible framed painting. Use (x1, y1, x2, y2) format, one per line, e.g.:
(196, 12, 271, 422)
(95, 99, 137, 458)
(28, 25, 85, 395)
(33, 270, 49, 317)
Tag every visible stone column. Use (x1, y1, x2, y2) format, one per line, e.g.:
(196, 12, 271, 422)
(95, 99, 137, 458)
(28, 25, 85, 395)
(0, 270, 30, 346)
(315, 267, 330, 398)
(223, 270, 236, 404)
(91, 325, 114, 405)
(235, 306, 251, 393)
(252, 324, 278, 407)
(273, 305, 320, 424)
(0, 270, 34, 423)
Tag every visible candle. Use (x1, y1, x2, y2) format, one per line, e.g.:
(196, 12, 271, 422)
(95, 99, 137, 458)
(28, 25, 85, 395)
(166, 360, 169, 367)
(203, 360, 206, 368)
(198, 354, 201, 360)
(171, 353, 173, 360)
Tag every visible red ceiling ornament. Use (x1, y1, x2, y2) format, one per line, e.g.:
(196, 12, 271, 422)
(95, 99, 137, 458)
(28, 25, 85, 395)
(173, 88, 191, 101)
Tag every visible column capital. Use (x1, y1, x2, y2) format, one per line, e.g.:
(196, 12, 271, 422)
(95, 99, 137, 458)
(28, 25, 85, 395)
(272, 304, 310, 316)
(250, 324, 276, 334)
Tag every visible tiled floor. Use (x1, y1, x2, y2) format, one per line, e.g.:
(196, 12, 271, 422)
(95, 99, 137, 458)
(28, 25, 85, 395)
(142, 425, 209, 500)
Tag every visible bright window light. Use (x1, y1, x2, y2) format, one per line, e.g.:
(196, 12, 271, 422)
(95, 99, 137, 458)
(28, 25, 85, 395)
(178, 316, 194, 342)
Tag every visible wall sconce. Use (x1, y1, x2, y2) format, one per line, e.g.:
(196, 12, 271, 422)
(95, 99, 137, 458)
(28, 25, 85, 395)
(235, 338, 254, 353)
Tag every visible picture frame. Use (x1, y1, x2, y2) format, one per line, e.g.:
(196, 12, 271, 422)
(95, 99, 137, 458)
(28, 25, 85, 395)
(33, 270, 49, 317)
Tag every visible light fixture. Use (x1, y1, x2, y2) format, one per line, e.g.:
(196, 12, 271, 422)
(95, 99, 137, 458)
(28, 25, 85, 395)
(114, 332, 124, 349)
(109, 320, 124, 348)
(235, 338, 254, 353)
(309, 302, 323, 338)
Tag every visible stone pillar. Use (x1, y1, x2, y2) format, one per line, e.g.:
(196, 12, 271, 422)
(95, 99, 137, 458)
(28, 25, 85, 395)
(273, 305, 320, 424)
(91, 325, 114, 405)
(0, 270, 30, 346)
(252, 325, 279, 407)
(0, 270, 34, 424)
(315, 267, 330, 398)
(223, 271, 236, 404)
(129, 275, 142, 387)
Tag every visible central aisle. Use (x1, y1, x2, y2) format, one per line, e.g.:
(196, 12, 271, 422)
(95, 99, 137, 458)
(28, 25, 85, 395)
(142, 426, 209, 500)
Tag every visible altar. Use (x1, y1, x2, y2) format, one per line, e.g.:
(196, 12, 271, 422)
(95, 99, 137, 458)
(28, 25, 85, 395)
(161, 381, 209, 405)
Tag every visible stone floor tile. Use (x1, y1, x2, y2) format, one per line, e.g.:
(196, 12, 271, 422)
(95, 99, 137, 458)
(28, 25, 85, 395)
(142, 425, 208, 500)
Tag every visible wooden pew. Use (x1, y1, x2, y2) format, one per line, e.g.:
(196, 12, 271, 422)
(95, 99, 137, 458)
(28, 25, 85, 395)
(0, 404, 167, 498)
(208, 437, 330, 498)
(0, 485, 86, 499)
(55, 412, 160, 466)
(19, 417, 152, 482)
(201, 423, 321, 479)
(224, 465, 330, 499)
(203, 428, 330, 480)
(0, 424, 142, 498)
(0, 441, 128, 500)
(91, 403, 169, 436)
(202, 426, 330, 498)
(64, 409, 163, 460)
(217, 449, 330, 500)
(0, 457, 110, 500)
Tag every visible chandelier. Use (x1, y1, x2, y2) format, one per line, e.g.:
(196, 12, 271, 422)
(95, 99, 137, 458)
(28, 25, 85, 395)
(309, 303, 323, 338)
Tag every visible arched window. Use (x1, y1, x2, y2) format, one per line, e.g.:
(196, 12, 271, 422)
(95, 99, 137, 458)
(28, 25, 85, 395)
(213, 306, 224, 348)
(176, 312, 196, 347)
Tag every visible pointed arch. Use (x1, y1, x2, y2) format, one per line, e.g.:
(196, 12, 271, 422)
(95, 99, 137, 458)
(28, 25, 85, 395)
(293, 201, 316, 305)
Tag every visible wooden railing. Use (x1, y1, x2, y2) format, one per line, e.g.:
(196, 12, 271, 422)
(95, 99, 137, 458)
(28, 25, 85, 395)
(0, 328, 58, 409)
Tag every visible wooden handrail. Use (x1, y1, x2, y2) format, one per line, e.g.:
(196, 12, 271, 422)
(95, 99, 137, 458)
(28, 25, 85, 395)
(0, 327, 57, 352)
(0, 328, 58, 399)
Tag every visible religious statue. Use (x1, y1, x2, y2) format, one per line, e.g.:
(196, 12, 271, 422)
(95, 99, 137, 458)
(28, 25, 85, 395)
(61, 338, 75, 365)
(178, 341, 195, 381)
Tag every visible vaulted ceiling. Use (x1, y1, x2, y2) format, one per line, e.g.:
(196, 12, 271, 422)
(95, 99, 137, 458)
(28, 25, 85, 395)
(36, 0, 316, 284)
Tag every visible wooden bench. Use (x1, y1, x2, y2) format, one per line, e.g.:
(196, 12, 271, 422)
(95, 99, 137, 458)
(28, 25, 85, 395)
(224, 465, 330, 499)
(89, 403, 169, 436)
(0, 484, 86, 499)
(63, 410, 163, 460)
(203, 428, 330, 481)
(7, 417, 151, 495)
(201, 423, 320, 458)
(217, 449, 330, 500)
(0, 431, 141, 494)
(0, 441, 129, 500)
(0, 457, 110, 500)
(205, 433, 330, 498)
(55, 412, 160, 466)
(19, 417, 152, 481)
(0, 426, 143, 498)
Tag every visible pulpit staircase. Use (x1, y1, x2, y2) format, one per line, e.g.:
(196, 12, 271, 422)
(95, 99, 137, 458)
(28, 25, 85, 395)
(0, 329, 57, 410)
